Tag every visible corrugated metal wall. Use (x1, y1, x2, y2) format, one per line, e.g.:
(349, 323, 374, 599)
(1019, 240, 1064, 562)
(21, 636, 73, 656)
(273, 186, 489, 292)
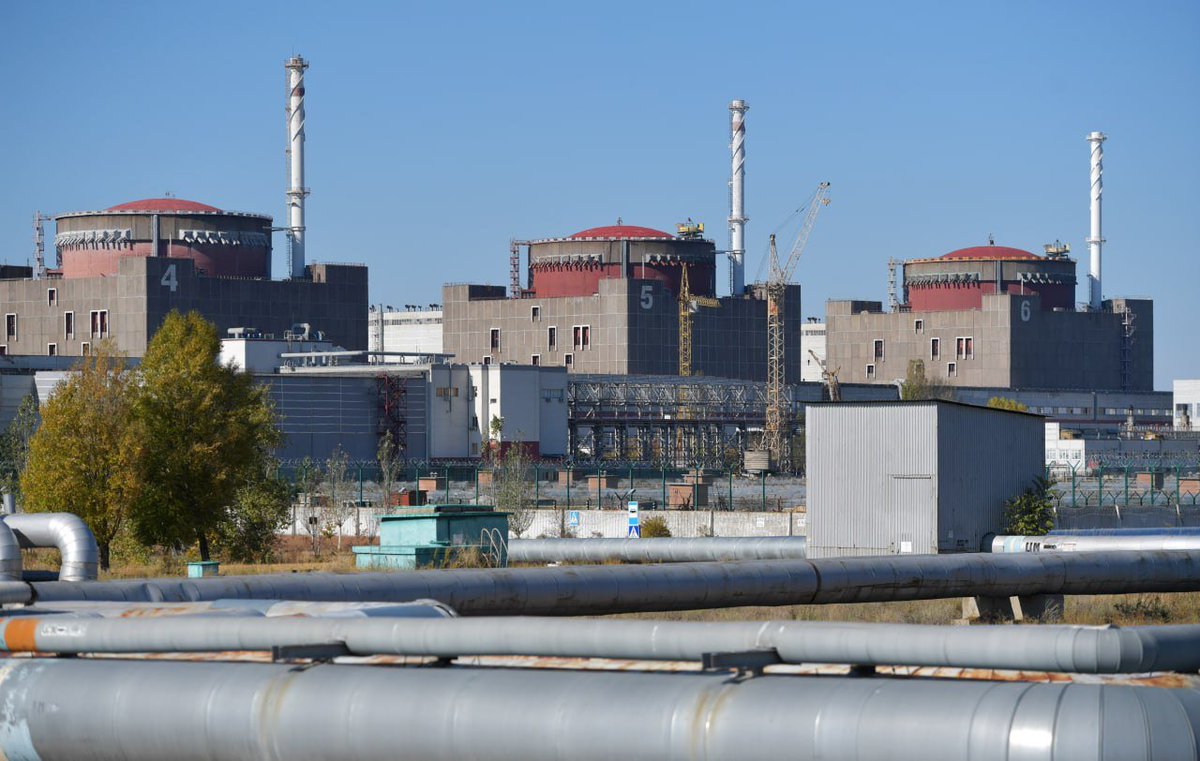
(807, 404, 938, 558)
(936, 404, 1043, 552)
(265, 376, 381, 462)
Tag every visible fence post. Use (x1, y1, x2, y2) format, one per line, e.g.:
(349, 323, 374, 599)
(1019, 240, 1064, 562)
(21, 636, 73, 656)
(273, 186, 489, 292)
(566, 467, 572, 511)
(1178, 465, 1183, 507)
(1097, 467, 1104, 506)
(357, 463, 364, 504)
(1071, 466, 1077, 507)
(534, 464, 540, 506)
(728, 469, 734, 512)
(596, 467, 602, 509)
(661, 466, 667, 510)
(760, 470, 766, 512)
(628, 466, 634, 496)
(1124, 466, 1129, 508)
(474, 467, 480, 504)
(444, 466, 450, 503)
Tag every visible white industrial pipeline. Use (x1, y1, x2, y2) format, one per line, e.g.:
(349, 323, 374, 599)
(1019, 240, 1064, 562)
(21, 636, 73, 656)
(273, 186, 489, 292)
(2, 512, 100, 581)
(3, 614, 1199, 675)
(0, 658, 1196, 761)
(991, 532, 1200, 554)
(508, 536, 807, 563)
(21, 550, 1200, 614)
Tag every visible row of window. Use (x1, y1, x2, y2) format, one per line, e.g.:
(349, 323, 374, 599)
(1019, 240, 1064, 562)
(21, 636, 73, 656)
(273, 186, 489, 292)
(872, 336, 975, 362)
(0, 341, 96, 357)
(483, 353, 578, 367)
(866, 361, 962, 380)
(488, 325, 592, 354)
(4, 310, 109, 343)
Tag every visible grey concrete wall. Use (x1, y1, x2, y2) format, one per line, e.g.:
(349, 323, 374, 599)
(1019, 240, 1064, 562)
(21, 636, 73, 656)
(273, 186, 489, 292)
(825, 293, 1154, 392)
(0, 257, 368, 358)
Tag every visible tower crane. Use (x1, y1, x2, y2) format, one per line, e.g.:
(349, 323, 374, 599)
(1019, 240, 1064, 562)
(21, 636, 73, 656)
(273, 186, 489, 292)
(678, 262, 720, 377)
(808, 348, 841, 403)
(762, 182, 831, 471)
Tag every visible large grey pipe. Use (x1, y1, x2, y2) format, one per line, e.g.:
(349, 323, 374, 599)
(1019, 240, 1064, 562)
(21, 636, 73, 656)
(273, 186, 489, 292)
(1, 659, 1198, 761)
(0, 519, 22, 582)
(3, 513, 99, 581)
(4, 614, 1200, 674)
(991, 534, 1200, 554)
(509, 536, 807, 563)
(26, 550, 1200, 615)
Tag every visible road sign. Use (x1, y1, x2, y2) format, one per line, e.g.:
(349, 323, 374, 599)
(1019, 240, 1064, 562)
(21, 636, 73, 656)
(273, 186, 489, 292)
(567, 510, 580, 528)
(627, 501, 640, 538)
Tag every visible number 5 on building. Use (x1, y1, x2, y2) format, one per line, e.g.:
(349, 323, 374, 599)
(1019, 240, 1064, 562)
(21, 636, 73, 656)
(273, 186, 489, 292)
(639, 285, 654, 310)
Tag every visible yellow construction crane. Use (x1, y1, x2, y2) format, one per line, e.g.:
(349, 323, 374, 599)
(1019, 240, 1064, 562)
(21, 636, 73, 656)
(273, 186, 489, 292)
(762, 182, 831, 471)
(807, 348, 841, 402)
(678, 263, 720, 377)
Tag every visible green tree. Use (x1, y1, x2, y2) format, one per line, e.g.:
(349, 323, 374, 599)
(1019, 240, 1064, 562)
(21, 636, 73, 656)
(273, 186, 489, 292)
(129, 311, 282, 560)
(640, 515, 671, 538)
(492, 443, 534, 537)
(899, 359, 950, 401)
(20, 344, 137, 569)
(216, 468, 291, 562)
(377, 432, 403, 511)
(987, 396, 1029, 412)
(1002, 476, 1056, 535)
(1, 394, 40, 505)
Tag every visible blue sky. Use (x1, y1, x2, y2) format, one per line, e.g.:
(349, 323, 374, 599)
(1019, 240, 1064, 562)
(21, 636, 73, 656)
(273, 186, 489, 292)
(1, 1, 1196, 388)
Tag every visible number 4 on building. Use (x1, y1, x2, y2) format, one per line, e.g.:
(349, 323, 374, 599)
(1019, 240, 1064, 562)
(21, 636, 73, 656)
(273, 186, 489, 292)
(160, 264, 178, 293)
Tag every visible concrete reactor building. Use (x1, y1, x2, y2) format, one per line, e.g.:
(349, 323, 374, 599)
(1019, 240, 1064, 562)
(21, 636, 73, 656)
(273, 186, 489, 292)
(1, 57, 368, 359)
(441, 222, 801, 381)
(826, 133, 1153, 393)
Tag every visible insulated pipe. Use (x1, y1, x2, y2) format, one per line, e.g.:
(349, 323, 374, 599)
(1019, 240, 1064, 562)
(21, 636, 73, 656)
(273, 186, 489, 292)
(3, 513, 99, 581)
(4, 614, 1200, 675)
(27, 551, 1200, 615)
(1086, 131, 1106, 311)
(1, 659, 1199, 761)
(1052, 528, 1200, 536)
(991, 533, 1200, 554)
(728, 99, 748, 295)
(0, 520, 21, 582)
(508, 536, 807, 563)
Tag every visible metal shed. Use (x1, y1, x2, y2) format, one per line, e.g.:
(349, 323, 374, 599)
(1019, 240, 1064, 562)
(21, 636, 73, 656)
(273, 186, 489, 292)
(805, 401, 1043, 558)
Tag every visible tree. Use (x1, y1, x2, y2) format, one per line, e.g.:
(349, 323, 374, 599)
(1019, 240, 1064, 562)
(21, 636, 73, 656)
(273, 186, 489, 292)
(129, 311, 282, 560)
(492, 443, 534, 537)
(21, 344, 138, 569)
(1002, 476, 1056, 535)
(899, 359, 950, 401)
(377, 432, 403, 511)
(0, 394, 40, 506)
(323, 446, 353, 551)
(640, 515, 672, 538)
(987, 396, 1029, 412)
(294, 457, 325, 556)
(216, 467, 291, 562)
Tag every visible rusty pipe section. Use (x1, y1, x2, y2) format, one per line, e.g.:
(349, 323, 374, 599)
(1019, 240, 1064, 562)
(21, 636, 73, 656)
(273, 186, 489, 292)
(26, 550, 1200, 615)
(0, 519, 22, 582)
(508, 536, 808, 563)
(1, 658, 1199, 761)
(4, 615, 1200, 674)
(3, 513, 99, 581)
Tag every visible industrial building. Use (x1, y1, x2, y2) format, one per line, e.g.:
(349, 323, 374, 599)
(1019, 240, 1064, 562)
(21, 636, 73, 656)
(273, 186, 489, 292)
(805, 400, 1044, 558)
(442, 224, 801, 381)
(826, 134, 1154, 394)
(1, 57, 368, 359)
(368, 305, 443, 358)
(1176, 380, 1200, 431)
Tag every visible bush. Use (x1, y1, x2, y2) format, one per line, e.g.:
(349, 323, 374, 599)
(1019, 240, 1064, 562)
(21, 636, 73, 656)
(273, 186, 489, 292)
(640, 515, 671, 538)
(1002, 476, 1055, 535)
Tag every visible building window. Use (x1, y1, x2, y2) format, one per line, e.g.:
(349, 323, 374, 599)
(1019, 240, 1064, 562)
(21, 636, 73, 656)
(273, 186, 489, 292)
(947, 362, 957, 378)
(865, 364, 876, 379)
(931, 337, 940, 360)
(0, 346, 6, 356)
(483, 356, 492, 365)
(531, 354, 540, 366)
(489, 328, 501, 351)
(531, 306, 541, 322)
(47, 288, 57, 306)
(90, 310, 108, 338)
(547, 326, 557, 350)
(4, 314, 15, 341)
(564, 353, 573, 367)
(573, 325, 591, 350)
(80, 342, 90, 356)
(873, 339, 884, 360)
(64, 312, 74, 340)
(47, 343, 56, 357)
(435, 386, 460, 398)
(956, 336, 974, 359)
(914, 319, 923, 334)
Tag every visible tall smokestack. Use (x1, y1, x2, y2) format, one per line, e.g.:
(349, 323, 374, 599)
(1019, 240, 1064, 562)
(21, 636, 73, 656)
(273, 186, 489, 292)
(1086, 131, 1106, 311)
(728, 99, 748, 296)
(286, 56, 309, 279)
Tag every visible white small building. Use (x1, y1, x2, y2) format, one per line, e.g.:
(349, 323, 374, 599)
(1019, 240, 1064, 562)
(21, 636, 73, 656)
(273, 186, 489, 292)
(800, 320, 826, 383)
(368, 306, 443, 360)
(806, 401, 1044, 558)
(1175, 380, 1200, 431)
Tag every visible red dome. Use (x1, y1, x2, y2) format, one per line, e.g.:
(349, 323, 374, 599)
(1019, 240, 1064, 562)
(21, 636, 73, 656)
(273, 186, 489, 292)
(569, 224, 673, 240)
(939, 245, 1039, 261)
(106, 198, 222, 213)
